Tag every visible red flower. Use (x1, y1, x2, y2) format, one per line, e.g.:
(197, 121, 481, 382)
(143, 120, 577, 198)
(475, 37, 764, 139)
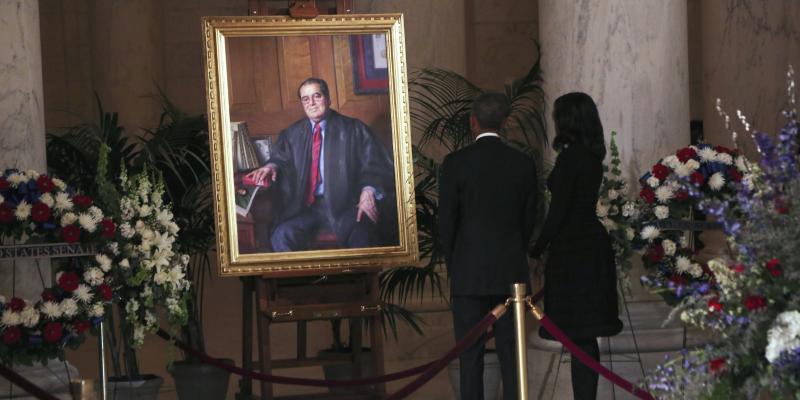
(675, 190, 689, 201)
(73, 195, 92, 208)
(36, 175, 55, 193)
(41, 290, 57, 302)
(2, 326, 21, 345)
(0, 203, 13, 223)
(58, 272, 80, 292)
(714, 145, 732, 154)
(690, 171, 705, 186)
(98, 283, 113, 302)
(0, 177, 8, 190)
(8, 297, 25, 312)
(669, 275, 687, 286)
(73, 321, 91, 335)
(731, 264, 746, 273)
(765, 258, 782, 277)
(61, 225, 80, 243)
(743, 295, 767, 311)
(647, 244, 665, 263)
(31, 202, 51, 223)
(677, 147, 698, 163)
(774, 197, 790, 214)
(100, 219, 116, 239)
(640, 187, 656, 204)
(43, 322, 63, 343)
(652, 164, 670, 181)
(727, 167, 742, 182)
(709, 358, 726, 375)
(707, 297, 723, 313)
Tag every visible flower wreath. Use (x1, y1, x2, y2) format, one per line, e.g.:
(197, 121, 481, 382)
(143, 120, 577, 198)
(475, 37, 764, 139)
(0, 169, 116, 365)
(633, 144, 750, 303)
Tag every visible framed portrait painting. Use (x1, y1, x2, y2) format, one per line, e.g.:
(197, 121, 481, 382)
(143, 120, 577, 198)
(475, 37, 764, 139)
(202, 14, 418, 277)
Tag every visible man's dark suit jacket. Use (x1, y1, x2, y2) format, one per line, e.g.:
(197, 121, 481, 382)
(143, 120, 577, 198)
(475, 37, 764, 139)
(267, 110, 395, 242)
(438, 136, 538, 296)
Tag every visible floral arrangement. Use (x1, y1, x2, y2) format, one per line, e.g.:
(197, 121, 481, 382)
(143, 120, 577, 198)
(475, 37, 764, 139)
(110, 168, 190, 348)
(0, 169, 116, 365)
(633, 142, 749, 304)
(596, 131, 639, 294)
(646, 71, 800, 398)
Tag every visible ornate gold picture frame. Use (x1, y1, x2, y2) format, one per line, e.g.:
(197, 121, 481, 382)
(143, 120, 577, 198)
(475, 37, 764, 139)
(203, 14, 418, 277)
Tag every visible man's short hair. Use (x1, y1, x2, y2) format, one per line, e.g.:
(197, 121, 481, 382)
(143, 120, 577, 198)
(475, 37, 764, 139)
(297, 77, 330, 100)
(471, 92, 510, 131)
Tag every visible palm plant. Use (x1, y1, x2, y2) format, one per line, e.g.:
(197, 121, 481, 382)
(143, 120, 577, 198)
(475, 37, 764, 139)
(45, 92, 213, 377)
(380, 44, 548, 337)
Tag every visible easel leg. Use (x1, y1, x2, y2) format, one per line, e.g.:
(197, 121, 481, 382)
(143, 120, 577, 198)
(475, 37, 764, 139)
(256, 281, 274, 400)
(238, 277, 253, 400)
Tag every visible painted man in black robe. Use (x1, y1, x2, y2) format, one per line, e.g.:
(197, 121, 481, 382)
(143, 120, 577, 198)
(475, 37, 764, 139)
(246, 77, 396, 252)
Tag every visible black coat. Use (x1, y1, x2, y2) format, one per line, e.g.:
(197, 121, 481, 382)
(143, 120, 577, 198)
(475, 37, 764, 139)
(439, 136, 538, 296)
(530, 143, 622, 341)
(267, 110, 395, 241)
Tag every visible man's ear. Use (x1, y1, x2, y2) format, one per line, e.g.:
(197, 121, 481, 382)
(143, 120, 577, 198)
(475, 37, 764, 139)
(469, 115, 479, 135)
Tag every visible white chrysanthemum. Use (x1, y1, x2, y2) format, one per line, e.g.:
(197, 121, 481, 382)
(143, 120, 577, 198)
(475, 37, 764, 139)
(607, 189, 619, 200)
(654, 205, 670, 220)
(698, 147, 717, 162)
(41, 301, 62, 319)
(662, 239, 676, 256)
(596, 201, 609, 218)
(78, 213, 97, 232)
(708, 172, 726, 191)
(83, 267, 104, 286)
(655, 186, 674, 203)
(766, 310, 800, 363)
(52, 178, 66, 190)
(715, 152, 733, 165)
(60, 212, 77, 227)
(90, 302, 105, 318)
(126, 299, 139, 315)
(138, 205, 152, 217)
(95, 254, 113, 272)
(640, 226, 660, 242)
(14, 200, 31, 220)
(675, 256, 692, 273)
(88, 206, 103, 221)
(119, 258, 130, 269)
(60, 298, 79, 318)
(73, 284, 93, 303)
(625, 227, 635, 241)
(39, 193, 54, 208)
(25, 170, 40, 179)
(688, 263, 703, 278)
(646, 176, 660, 188)
(7, 173, 26, 187)
(662, 155, 680, 169)
(120, 223, 135, 239)
(674, 163, 693, 177)
(54, 192, 73, 211)
(685, 159, 700, 171)
(20, 306, 39, 328)
(1, 310, 21, 327)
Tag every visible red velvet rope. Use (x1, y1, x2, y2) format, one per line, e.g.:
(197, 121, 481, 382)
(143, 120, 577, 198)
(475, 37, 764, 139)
(0, 363, 60, 400)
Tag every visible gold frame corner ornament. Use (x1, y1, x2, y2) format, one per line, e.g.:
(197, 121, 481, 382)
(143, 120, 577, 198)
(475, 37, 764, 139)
(202, 14, 418, 277)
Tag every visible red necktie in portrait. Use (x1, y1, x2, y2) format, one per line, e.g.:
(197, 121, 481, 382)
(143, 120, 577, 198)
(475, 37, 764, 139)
(305, 122, 322, 206)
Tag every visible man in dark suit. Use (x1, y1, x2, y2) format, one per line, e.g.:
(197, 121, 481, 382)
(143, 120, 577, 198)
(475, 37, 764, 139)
(246, 77, 396, 252)
(438, 92, 538, 400)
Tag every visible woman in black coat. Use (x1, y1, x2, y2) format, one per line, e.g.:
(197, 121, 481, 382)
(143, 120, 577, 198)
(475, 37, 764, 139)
(529, 92, 623, 400)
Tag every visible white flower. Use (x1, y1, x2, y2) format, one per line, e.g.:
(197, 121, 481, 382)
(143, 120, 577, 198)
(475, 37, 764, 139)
(168, 266, 187, 288)
(625, 228, 635, 241)
(180, 254, 190, 265)
(133, 325, 145, 345)
(60, 212, 78, 227)
(647, 176, 660, 188)
(14, 200, 31, 220)
(608, 205, 619, 216)
(95, 254, 113, 272)
(73, 284, 93, 303)
(60, 298, 79, 318)
(144, 311, 157, 328)
(88, 206, 103, 221)
(83, 268, 105, 286)
(688, 263, 703, 278)
(622, 202, 639, 218)
(662, 239, 676, 256)
(675, 256, 692, 273)
(736, 156, 748, 172)
(698, 147, 717, 162)
(715, 152, 733, 165)
(600, 217, 617, 231)
(766, 310, 800, 363)
(655, 186, 674, 203)
(120, 198, 135, 220)
(167, 222, 179, 234)
(708, 172, 726, 191)
(119, 258, 130, 269)
(40, 193, 54, 208)
(52, 178, 66, 190)
(138, 205, 152, 217)
(153, 231, 175, 251)
(126, 299, 140, 315)
(7, 173, 25, 187)
(135, 220, 146, 233)
(54, 192, 73, 211)
(640, 226, 660, 242)
(154, 269, 169, 286)
(1, 310, 21, 327)
(654, 205, 670, 220)
(141, 286, 153, 300)
(108, 242, 119, 256)
(90, 303, 105, 318)
(120, 223, 135, 239)
(596, 201, 609, 218)
(25, 170, 40, 179)
(0, 194, 3, 204)
(607, 189, 619, 200)
(166, 297, 181, 315)
(674, 163, 693, 177)
(679, 235, 689, 248)
(20, 306, 39, 328)
(685, 159, 700, 171)
(78, 213, 98, 232)
(41, 301, 62, 319)
(662, 155, 680, 169)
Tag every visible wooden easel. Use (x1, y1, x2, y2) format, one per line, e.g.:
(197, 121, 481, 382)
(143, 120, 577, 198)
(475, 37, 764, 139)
(234, 5, 385, 400)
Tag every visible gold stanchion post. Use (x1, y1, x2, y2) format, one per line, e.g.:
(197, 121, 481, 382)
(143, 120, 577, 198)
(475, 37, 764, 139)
(510, 283, 529, 400)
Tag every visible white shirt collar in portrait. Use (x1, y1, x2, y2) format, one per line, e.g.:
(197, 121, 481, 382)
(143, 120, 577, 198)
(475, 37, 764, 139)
(475, 132, 500, 141)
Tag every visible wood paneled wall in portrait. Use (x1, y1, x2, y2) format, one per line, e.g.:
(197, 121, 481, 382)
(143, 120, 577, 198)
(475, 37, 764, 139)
(225, 34, 392, 152)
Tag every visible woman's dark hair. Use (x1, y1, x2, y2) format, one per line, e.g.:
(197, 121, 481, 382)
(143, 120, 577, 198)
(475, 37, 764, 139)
(551, 92, 606, 160)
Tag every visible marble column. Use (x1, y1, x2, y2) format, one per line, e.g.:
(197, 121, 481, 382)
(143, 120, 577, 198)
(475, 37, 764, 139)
(532, 1, 692, 398)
